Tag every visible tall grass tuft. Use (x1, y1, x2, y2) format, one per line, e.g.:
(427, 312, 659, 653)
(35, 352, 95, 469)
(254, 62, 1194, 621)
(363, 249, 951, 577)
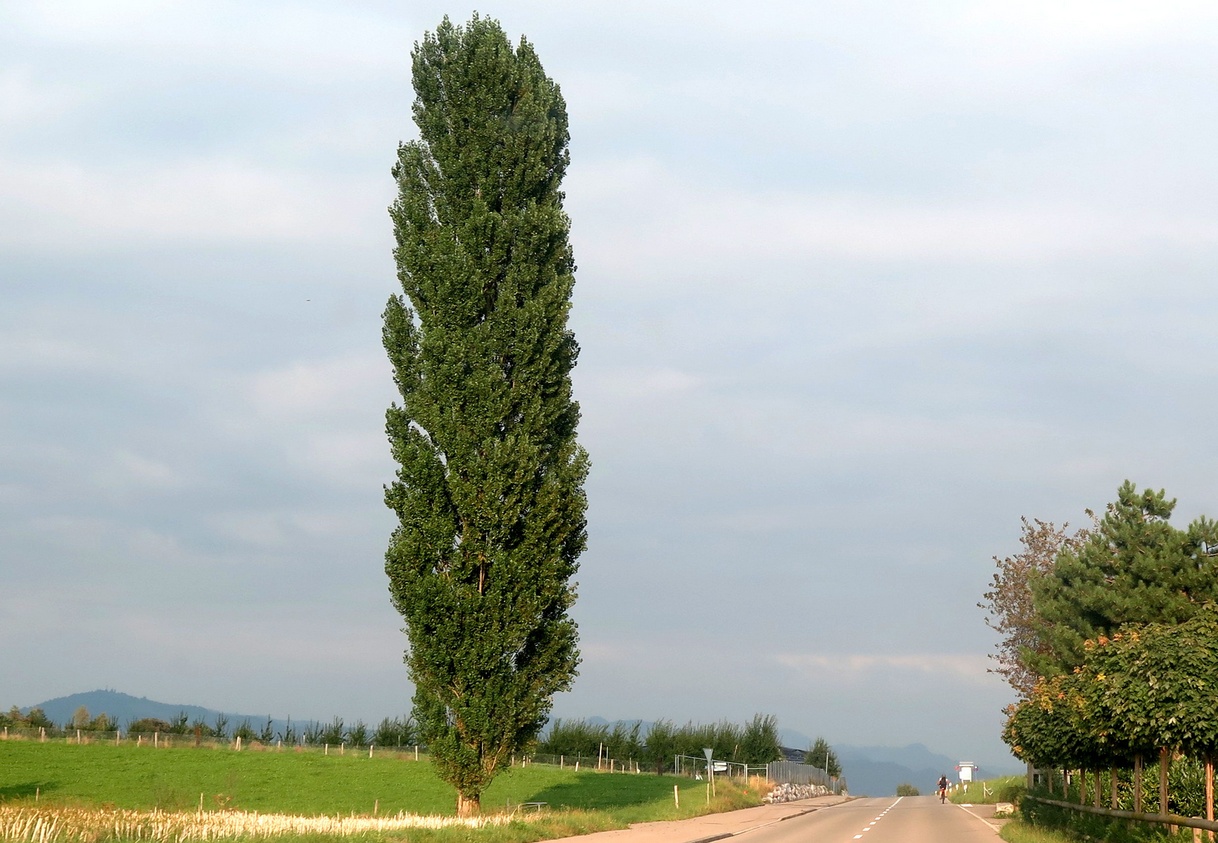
(0, 806, 512, 843)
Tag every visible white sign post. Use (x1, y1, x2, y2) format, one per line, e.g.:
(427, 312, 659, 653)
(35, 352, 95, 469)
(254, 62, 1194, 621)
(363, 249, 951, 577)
(703, 747, 716, 797)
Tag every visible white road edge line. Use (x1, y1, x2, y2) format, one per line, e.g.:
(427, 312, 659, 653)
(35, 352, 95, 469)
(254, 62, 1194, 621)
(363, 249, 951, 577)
(956, 803, 1006, 833)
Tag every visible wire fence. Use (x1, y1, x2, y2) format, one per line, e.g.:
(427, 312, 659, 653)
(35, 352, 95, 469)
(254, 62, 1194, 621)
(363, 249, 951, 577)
(2, 726, 835, 789)
(0, 725, 428, 758)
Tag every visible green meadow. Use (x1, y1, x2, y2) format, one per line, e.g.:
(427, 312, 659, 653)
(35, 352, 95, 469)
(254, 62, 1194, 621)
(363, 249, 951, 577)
(0, 739, 765, 842)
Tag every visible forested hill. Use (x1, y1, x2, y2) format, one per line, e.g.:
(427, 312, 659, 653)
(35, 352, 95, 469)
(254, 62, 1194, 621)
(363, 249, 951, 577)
(21, 689, 303, 734)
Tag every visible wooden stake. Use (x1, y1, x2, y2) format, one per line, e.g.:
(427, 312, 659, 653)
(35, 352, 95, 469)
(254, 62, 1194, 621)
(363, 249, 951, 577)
(1206, 753, 1214, 843)
(1135, 755, 1143, 814)
(1160, 748, 1170, 817)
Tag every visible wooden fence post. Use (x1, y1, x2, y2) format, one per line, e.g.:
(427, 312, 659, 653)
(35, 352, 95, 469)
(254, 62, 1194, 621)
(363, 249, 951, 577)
(1206, 753, 1214, 843)
(1135, 755, 1143, 814)
(1161, 748, 1173, 835)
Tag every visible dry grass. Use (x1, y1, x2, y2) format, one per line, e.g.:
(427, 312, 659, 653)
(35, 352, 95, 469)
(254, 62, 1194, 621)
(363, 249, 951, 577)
(0, 805, 515, 843)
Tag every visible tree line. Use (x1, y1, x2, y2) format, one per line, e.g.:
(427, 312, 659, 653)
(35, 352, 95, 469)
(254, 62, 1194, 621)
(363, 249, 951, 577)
(1, 706, 419, 748)
(535, 715, 841, 777)
(982, 480, 1218, 817)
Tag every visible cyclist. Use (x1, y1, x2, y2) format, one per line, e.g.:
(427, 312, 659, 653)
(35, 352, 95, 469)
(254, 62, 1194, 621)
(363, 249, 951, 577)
(937, 775, 949, 803)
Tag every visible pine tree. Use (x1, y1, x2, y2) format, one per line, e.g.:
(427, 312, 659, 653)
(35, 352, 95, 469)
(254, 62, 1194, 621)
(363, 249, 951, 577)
(383, 14, 588, 816)
(1029, 481, 1218, 678)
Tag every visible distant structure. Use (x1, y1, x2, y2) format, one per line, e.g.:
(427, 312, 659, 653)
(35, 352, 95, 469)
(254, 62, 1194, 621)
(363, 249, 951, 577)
(956, 761, 977, 783)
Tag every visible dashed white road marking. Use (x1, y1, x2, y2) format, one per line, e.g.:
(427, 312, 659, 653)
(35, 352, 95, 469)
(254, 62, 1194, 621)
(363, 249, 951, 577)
(854, 797, 902, 839)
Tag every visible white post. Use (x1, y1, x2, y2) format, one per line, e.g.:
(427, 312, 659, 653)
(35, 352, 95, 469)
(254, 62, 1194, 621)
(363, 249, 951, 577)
(369, 745, 374, 758)
(674, 785, 679, 807)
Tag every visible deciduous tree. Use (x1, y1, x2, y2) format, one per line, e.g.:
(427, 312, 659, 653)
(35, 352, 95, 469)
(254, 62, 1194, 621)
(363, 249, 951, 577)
(806, 736, 842, 778)
(383, 13, 588, 816)
(980, 516, 1092, 698)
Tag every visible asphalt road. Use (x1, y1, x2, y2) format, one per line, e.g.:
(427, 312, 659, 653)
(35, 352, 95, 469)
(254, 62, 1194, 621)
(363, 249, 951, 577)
(740, 796, 1002, 843)
(554, 795, 1004, 843)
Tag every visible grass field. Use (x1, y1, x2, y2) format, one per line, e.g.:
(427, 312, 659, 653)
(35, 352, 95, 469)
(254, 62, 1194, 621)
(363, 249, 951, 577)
(0, 739, 766, 843)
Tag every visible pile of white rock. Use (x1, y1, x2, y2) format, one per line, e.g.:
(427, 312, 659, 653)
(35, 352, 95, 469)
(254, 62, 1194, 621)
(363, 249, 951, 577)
(763, 782, 832, 803)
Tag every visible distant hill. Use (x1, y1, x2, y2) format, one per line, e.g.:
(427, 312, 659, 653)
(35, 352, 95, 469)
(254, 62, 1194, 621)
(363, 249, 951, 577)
(21, 689, 312, 736)
(833, 743, 1020, 797)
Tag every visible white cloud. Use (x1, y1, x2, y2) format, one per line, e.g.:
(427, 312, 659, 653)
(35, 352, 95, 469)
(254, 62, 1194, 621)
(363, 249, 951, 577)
(772, 651, 993, 686)
(104, 450, 183, 491)
(246, 355, 390, 420)
(0, 157, 388, 249)
(581, 366, 704, 401)
(575, 179, 1218, 281)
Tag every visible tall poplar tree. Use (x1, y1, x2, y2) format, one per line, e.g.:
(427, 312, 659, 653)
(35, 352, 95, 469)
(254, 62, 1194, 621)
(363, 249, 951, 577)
(382, 14, 588, 816)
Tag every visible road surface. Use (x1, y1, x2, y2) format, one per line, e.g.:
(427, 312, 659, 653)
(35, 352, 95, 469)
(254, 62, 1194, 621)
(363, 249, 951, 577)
(555, 795, 1005, 843)
(735, 796, 1002, 843)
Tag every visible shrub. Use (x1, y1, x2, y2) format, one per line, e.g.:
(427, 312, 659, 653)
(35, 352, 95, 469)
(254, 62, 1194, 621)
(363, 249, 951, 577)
(128, 718, 173, 734)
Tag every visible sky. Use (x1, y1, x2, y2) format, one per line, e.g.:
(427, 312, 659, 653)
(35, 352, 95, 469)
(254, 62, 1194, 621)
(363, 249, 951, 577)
(4, 1, 1218, 774)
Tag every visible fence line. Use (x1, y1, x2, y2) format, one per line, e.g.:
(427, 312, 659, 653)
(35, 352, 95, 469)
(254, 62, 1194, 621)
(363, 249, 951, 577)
(3, 727, 822, 787)
(0, 726, 427, 757)
(765, 760, 832, 787)
(1025, 795, 1218, 834)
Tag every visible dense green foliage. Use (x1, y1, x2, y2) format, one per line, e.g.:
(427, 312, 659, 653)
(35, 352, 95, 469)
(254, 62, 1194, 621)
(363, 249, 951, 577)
(993, 483, 1218, 839)
(998, 483, 1218, 766)
(1018, 798, 1191, 843)
(804, 736, 841, 778)
(535, 716, 785, 772)
(1028, 482, 1218, 679)
(383, 13, 588, 815)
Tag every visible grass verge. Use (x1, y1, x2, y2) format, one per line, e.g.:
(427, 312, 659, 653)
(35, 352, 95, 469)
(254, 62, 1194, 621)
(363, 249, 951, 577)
(998, 819, 1075, 843)
(951, 776, 1026, 806)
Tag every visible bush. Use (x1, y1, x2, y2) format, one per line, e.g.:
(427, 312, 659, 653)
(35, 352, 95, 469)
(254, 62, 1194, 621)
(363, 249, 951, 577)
(127, 718, 173, 734)
(896, 783, 920, 796)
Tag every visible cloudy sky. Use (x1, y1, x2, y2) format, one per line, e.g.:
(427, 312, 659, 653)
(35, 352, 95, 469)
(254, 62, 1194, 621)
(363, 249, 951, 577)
(5, 1, 1218, 772)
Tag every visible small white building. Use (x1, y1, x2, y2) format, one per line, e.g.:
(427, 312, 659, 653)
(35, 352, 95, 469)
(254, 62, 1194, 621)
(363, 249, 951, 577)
(956, 761, 977, 783)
